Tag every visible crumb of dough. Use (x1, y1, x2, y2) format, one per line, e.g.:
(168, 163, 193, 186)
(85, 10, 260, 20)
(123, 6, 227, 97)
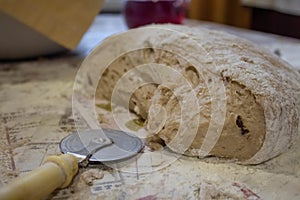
(80, 168, 104, 186)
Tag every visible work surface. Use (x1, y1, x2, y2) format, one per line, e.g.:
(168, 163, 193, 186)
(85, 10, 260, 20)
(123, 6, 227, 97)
(0, 14, 300, 199)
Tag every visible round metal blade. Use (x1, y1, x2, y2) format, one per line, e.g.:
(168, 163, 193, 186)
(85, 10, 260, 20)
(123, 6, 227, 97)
(59, 129, 144, 162)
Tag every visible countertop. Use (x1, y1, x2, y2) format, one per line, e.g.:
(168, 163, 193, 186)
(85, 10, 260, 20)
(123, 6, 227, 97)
(0, 14, 300, 199)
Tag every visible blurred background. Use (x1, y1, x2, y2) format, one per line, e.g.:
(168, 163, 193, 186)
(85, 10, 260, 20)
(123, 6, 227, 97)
(0, 0, 299, 60)
(103, 0, 300, 39)
(189, 0, 300, 39)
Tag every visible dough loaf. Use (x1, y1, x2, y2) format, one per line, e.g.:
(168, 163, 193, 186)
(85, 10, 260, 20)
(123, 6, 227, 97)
(94, 24, 300, 164)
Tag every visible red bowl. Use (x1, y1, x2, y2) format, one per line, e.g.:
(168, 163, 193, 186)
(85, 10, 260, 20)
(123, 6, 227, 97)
(123, 0, 190, 29)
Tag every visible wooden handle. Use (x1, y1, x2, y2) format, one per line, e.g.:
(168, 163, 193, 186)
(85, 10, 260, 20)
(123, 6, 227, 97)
(0, 154, 78, 200)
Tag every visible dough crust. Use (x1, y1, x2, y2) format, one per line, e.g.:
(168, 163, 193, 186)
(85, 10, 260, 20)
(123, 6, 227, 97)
(95, 24, 300, 164)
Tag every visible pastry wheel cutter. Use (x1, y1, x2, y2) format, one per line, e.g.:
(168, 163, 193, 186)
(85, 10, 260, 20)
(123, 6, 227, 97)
(60, 128, 144, 167)
(0, 128, 144, 200)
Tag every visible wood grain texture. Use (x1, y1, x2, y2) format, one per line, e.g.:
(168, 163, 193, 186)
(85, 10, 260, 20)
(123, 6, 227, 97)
(188, 0, 252, 28)
(0, 0, 105, 49)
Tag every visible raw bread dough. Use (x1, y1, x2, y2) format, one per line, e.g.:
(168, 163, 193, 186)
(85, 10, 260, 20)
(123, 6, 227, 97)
(95, 24, 300, 164)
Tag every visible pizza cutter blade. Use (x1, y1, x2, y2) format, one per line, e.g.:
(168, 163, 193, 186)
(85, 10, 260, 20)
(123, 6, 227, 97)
(59, 128, 144, 163)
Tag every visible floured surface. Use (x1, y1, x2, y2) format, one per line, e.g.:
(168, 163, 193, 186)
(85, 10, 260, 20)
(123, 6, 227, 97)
(1, 14, 300, 200)
(1, 70, 300, 199)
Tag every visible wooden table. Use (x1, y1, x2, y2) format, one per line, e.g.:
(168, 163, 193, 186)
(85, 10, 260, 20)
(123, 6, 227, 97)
(0, 14, 299, 199)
